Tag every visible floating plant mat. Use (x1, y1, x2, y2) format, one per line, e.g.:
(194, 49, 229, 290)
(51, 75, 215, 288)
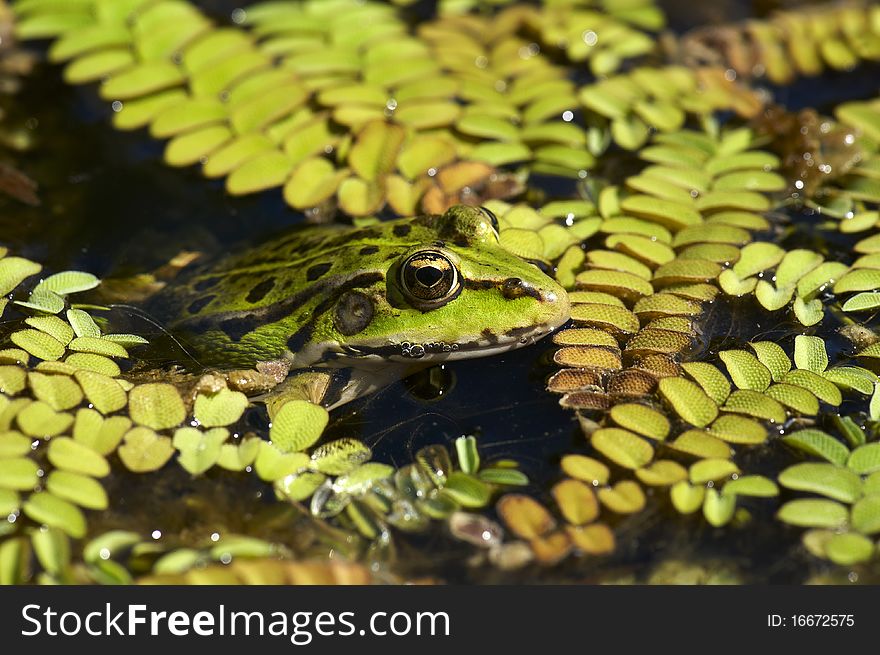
(2, 0, 880, 585)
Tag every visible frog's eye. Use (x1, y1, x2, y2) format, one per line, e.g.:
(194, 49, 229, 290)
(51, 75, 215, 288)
(400, 250, 460, 308)
(479, 206, 500, 235)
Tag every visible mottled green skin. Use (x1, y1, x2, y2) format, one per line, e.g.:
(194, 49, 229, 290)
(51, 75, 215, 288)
(157, 206, 570, 373)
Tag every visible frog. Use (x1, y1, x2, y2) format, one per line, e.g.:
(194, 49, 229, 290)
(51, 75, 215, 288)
(152, 205, 570, 408)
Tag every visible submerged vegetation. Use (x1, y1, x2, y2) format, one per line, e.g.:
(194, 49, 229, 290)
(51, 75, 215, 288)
(1, 0, 880, 583)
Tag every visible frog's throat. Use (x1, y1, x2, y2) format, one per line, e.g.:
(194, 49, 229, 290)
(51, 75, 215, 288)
(286, 321, 563, 370)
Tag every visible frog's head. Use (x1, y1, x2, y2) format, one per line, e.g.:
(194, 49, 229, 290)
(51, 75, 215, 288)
(296, 205, 571, 368)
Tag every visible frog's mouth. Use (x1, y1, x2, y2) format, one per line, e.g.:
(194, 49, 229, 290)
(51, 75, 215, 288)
(323, 320, 567, 367)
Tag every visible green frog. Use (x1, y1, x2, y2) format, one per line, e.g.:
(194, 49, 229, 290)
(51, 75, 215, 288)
(154, 205, 570, 408)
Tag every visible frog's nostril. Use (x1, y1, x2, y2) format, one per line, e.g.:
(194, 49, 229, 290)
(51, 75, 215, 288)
(501, 277, 542, 301)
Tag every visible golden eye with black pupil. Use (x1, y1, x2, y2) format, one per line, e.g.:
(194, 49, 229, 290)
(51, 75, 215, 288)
(400, 251, 460, 308)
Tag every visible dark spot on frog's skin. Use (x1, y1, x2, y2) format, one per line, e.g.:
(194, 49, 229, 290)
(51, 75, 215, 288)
(306, 262, 332, 281)
(393, 224, 412, 237)
(219, 316, 254, 341)
(481, 328, 499, 344)
(359, 245, 379, 255)
(504, 325, 537, 339)
(432, 241, 446, 248)
(501, 277, 541, 300)
(464, 279, 495, 291)
(333, 291, 375, 336)
(245, 277, 276, 303)
(454, 239, 470, 248)
(194, 277, 221, 292)
(187, 295, 215, 314)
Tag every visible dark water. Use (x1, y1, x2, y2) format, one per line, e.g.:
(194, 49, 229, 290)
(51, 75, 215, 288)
(3, 0, 879, 583)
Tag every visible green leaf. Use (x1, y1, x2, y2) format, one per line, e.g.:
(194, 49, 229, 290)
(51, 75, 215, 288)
(48, 437, 110, 477)
(719, 350, 772, 391)
(16, 401, 73, 437)
(782, 429, 850, 466)
(73, 370, 127, 415)
(23, 492, 87, 538)
(848, 443, 880, 475)
(165, 126, 232, 168)
(690, 458, 740, 484)
(269, 400, 328, 453)
(15, 287, 65, 313)
(777, 499, 848, 529)
(65, 309, 101, 338)
(310, 438, 370, 475)
(11, 330, 65, 361)
(842, 292, 880, 312)
(28, 372, 83, 410)
(670, 480, 705, 514)
(872, 382, 880, 421)
(681, 362, 730, 405)
(0, 458, 40, 491)
(348, 121, 406, 181)
(478, 468, 530, 487)
(778, 463, 863, 503)
(703, 488, 736, 527)
(609, 403, 670, 440)
(283, 157, 347, 209)
(590, 428, 654, 469)
(128, 383, 186, 430)
(765, 383, 819, 415)
(793, 335, 828, 373)
(68, 336, 129, 358)
(194, 388, 249, 428)
(39, 271, 100, 296)
(723, 475, 779, 497)
(851, 496, 880, 535)
(334, 462, 394, 495)
(275, 469, 326, 502)
(782, 369, 842, 405)
(100, 61, 186, 100)
(172, 427, 229, 476)
(117, 427, 175, 473)
(24, 316, 74, 345)
(455, 435, 480, 475)
(46, 470, 108, 510)
(0, 257, 41, 295)
(708, 415, 767, 444)
(825, 532, 875, 565)
(658, 377, 718, 427)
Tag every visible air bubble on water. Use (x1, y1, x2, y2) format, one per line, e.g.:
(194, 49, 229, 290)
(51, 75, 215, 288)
(724, 69, 736, 81)
(111, 101, 123, 112)
(562, 110, 574, 122)
(231, 8, 246, 24)
(152, 530, 162, 539)
(99, 548, 111, 560)
(220, 553, 232, 564)
(582, 31, 598, 46)
(211, 532, 220, 542)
